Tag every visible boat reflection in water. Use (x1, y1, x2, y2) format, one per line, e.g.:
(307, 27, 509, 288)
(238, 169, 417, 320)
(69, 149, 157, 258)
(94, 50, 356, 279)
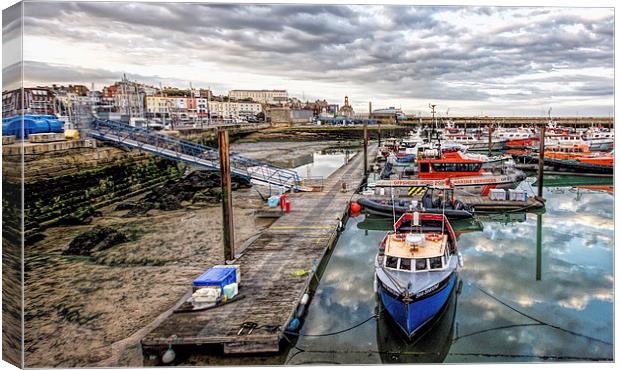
(375, 277, 460, 363)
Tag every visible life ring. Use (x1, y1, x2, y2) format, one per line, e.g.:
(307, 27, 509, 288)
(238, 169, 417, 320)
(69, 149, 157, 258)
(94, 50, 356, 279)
(425, 233, 442, 242)
(393, 233, 406, 242)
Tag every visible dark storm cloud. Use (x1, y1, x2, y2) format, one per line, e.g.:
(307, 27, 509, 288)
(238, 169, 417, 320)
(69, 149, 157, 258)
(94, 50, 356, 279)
(3, 62, 21, 91)
(22, 60, 125, 83)
(3, 3, 23, 91)
(20, 3, 614, 108)
(2, 2, 22, 41)
(17, 60, 229, 92)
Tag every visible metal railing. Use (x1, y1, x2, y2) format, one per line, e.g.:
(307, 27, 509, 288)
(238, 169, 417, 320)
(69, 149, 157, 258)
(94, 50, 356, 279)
(89, 119, 301, 191)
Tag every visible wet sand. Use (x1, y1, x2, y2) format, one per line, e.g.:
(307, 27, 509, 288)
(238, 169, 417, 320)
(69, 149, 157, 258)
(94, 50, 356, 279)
(23, 189, 270, 367)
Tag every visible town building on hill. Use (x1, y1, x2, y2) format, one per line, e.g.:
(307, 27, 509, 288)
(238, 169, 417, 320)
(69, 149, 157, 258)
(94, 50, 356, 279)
(2, 87, 55, 117)
(229, 89, 288, 105)
(338, 96, 354, 117)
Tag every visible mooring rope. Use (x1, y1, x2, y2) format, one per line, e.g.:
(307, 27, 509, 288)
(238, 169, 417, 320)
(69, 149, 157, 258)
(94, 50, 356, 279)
(469, 283, 613, 346)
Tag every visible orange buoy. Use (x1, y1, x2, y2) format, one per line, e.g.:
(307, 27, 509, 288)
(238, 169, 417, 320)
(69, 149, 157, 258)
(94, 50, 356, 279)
(425, 233, 442, 242)
(350, 202, 362, 213)
(393, 233, 406, 241)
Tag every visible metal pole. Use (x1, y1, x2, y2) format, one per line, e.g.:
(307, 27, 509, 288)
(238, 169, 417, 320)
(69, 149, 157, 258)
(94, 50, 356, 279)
(363, 117, 368, 176)
(537, 122, 546, 198)
(536, 213, 543, 281)
(370, 101, 379, 146)
(218, 130, 235, 262)
(488, 124, 493, 155)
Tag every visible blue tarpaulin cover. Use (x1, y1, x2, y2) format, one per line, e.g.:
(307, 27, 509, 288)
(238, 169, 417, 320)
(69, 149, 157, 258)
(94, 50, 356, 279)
(192, 267, 236, 288)
(2, 114, 64, 139)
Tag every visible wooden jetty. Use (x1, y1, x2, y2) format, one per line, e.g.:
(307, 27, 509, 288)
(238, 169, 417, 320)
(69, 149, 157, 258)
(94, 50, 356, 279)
(141, 146, 375, 361)
(457, 194, 545, 212)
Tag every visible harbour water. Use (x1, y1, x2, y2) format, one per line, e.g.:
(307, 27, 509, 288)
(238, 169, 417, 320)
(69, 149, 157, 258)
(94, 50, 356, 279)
(284, 177, 613, 364)
(291, 149, 358, 179)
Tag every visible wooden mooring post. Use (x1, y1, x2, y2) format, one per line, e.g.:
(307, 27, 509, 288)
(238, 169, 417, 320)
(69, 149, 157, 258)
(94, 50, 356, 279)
(537, 123, 546, 198)
(218, 129, 235, 262)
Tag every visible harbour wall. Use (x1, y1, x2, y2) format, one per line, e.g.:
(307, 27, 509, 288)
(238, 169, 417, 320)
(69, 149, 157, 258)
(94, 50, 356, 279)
(2, 140, 184, 243)
(398, 116, 613, 127)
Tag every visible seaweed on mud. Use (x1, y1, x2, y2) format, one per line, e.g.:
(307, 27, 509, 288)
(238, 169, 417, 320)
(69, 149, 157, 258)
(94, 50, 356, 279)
(64, 226, 130, 256)
(118, 170, 250, 215)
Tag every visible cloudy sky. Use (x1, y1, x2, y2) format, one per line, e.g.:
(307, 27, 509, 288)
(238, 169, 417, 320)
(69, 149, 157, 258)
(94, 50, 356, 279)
(2, 1, 615, 116)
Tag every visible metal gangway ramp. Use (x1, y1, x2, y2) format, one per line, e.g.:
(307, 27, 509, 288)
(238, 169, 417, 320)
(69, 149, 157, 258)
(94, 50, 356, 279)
(89, 119, 302, 191)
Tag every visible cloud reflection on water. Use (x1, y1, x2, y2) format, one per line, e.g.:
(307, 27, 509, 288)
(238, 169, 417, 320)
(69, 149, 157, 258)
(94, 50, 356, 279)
(287, 186, 613, 364)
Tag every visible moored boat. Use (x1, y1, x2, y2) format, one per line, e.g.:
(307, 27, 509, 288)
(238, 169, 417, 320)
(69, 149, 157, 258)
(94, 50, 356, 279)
(375, 150, 526, 195)
(358, 186, 473, 220)
(581, 127, 614, 151)
(375, 212, 461, 339)
(493, 127, 536, 149)
(442, 132, 506, 151)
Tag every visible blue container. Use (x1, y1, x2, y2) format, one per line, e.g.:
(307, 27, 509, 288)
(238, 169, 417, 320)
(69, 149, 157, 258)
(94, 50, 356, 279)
(267, 195, 280, 208)
(2, 114, 64, 139)
(192, 267, 236, 290)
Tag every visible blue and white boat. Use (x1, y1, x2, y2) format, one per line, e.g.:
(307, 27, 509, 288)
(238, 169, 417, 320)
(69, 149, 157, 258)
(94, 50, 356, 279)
(375, 211, 462, 339)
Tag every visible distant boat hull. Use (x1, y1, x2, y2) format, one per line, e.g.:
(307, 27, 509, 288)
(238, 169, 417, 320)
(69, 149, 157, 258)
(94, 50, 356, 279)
(442, 139, 505, 151)
(372, 172, 525, 195)
(586, 140, 614, 152)
(512, 154, 613, 174)
(504, 138, 534, 149)
(358, 198, 473, 220)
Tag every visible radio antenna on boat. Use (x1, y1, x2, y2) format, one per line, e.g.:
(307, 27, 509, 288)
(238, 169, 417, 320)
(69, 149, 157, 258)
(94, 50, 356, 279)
(441, 189, 446, 236)
(391, 184, 396, 233)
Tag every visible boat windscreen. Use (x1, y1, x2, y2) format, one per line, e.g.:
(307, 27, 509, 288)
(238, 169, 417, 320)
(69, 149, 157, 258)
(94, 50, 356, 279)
(415, 258, 427, 271)
(430, 256, 443, 269)
(400, 258, 412, 271)
(386, 256, 398, 269)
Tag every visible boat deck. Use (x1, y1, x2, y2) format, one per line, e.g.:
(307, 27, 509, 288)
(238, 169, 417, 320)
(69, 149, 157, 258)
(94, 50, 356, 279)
(141, 146, 375, 360)
(386, 234, 447, 258)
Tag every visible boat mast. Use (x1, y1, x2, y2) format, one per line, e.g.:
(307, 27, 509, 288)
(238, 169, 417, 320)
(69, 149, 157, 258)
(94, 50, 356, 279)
(190, 81, 196, 127)
(159, 82, 166, 128)
(391, 184, 396, 233)
(429, 103, 441, 153)
(441, 190, 446, 236)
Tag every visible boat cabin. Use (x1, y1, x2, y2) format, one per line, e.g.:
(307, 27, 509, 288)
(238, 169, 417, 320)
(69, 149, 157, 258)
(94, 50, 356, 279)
(380, 213, 456, 273)
(421, 186, 455, 209)
(545, 134, 586, 144)
(584, 131, 614, 140)
(445, 134, 479, 142)
(495, 131, 532, 140)
(417, 151, 485, 180)
(546, 143, 590, 154)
